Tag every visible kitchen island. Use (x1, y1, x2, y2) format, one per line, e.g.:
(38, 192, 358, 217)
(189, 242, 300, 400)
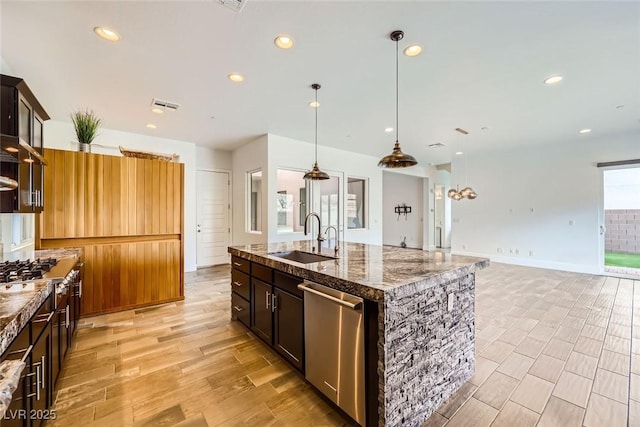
(228, 241, 488, 427)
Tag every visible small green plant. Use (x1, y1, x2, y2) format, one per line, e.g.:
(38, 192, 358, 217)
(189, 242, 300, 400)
(71, 109, 101, 144)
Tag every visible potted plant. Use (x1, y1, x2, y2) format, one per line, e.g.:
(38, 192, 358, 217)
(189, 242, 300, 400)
(71, 108, 101, 152)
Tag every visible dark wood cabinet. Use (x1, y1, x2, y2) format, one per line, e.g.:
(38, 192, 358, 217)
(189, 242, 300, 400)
(273, 288, 304, 370)
(251, 278, 273, 342)
(230, 256, 251, 328)
(1, 325, 31, 427)
(0, 74, 49, 213)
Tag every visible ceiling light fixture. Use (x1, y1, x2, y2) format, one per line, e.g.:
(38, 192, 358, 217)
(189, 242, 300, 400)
(151, 107, 164, 114)
(303, 83, 329, 181)
(274, 35, 294, 49)
(5, 147, 19, 153)
(228, 73, 244, 83)
(448, 129, 477, 201)
(93, 26, 121, 42)
(544, 75, 563, 85)
(404, 45, 423, 57)
(308, 101, 320, 108)
(384, 127, 394, 133)
(579, 128, 592, 134)
(146, 124, 157, 129)
(378, 30, 418, 169)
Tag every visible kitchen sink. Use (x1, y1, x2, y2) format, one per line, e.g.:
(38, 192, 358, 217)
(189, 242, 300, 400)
(269, 250, 337, 264)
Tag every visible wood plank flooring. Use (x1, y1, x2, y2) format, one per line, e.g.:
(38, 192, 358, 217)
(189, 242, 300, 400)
(48, 263, 639, 426)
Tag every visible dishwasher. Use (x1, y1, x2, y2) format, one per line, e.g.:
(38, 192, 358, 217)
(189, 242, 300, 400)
(297, 281, 365, 426)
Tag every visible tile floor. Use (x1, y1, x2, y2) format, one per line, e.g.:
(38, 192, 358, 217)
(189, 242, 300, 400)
(48, 262, 639, 426)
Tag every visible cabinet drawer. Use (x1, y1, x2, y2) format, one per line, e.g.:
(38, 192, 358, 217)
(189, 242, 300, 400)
(231, 269, 250, 300)
(32, 295, 53, 341)
(273, 271, 303, 298)
(252, 263, 273, 284)
(231, 256, 250, 274)
(231, 292, 250, 328)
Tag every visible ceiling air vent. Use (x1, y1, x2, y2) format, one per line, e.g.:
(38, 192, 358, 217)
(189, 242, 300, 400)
(454, 127, 469, 135)
(217, 0, 247, 13)
(151, 98, 180, 112)
(428, 143, 445, 148)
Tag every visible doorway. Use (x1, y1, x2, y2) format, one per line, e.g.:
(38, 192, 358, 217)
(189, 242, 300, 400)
(196, 170, 231, 267)
(603, 166, 640, 276)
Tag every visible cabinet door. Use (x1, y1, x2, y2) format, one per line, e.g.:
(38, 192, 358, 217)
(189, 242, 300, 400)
(1, 85, 17, 136)
(251, 279, 273, 343)
(30, 320, 52, 420)
(273, 288, 304, 371)
(17, 96, 31, 145)
(1, 325, 31, 427)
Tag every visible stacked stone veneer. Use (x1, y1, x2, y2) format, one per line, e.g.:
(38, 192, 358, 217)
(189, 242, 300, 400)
(605, 209, 640, 254)
(378, 269, 475, 427)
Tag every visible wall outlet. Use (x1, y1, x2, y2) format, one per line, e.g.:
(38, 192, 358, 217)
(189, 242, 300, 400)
(569, 219, 575, 226)
(529, 250, 534, 256)
(530, 208, 534, 213)
(462, 244, 467, 250)
(447, 293, 454, 312)
(497, 248, 503, 254)
(509, 248, 513, 254)
(515, 249, 520, 255)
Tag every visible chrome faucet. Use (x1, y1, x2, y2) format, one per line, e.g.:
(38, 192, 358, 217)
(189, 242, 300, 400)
(325, 226, 339, 257)
(304, 212, 324, 253)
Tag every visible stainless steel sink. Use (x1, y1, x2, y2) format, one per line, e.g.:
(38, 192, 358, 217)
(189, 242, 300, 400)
(269, 250, 336, 264)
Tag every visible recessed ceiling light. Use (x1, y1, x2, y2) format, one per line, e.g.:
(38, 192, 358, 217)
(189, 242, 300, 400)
(228, 73, 244, 83)
(146, 124, 157, 129)
(616, 105, 625, 109)
(274, 35, 294, 49)
(481, 126, 490, 131)
(384, 127, 394, 133)
(151, 107, 164, 114)
(308, 101, 320, 108)
(94, 26, 121, 42)
(579, 128, 591, 134)
(403, 45, 423, 57)
(455, 151, 463, 155)
(544, 75, 563, 85)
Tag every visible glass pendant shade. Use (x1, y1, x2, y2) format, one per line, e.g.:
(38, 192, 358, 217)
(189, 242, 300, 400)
(447, 188, 458, 198)
(305, 83, 329, 180)
(467, 191, 477, 200)
(378, 30, 417, 169)
(460, 187, 473, 198)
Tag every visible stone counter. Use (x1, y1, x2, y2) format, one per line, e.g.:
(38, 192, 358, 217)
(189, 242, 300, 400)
(228, 242, 488, 427)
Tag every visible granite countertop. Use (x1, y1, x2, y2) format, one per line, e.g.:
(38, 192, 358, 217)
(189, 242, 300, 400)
(228, 241, 489, 301)
(0, 360, 26, 418)
(0, 247, 83, 356)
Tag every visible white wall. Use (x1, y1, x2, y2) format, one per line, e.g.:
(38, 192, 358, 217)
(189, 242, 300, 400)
(44, 120, 199, 272)
(231, 135, 269, 246)
(196, 146, 232, 171)
(266, 134, 386, 245)
(382, 172, 424, 249)
(0, 55, 13, 74)
(450, 132, 640, 274)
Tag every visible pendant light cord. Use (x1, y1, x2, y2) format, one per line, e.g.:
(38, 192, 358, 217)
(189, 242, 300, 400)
(395, 36, 399, 143)
(314, 87, 319, 163)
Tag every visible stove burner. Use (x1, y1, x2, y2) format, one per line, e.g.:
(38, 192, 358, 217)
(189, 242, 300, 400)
(0, 258, 58, 283)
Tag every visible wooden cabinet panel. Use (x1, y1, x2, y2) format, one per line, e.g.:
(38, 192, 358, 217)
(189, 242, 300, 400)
(251, 279, 273, 342)
(41, 149, 184, 239)
(78, 240, 181, 315)
(274, 288, 304, 370)
(39, 148, 184, 316)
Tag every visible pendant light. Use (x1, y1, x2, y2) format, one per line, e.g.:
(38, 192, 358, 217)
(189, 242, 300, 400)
(448, 128, 477, 200)
(304, 83, 330, 180)
(378, 30, 418, 168)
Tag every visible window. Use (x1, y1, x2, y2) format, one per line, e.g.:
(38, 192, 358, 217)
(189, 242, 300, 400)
(248, 170, 262, 232)
(347, 177, 367, 229)
(276, 169, 308, 233)
(319, 176, 340, 229)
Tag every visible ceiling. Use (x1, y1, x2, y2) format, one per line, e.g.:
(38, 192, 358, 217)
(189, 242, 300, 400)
(1, 1, 639, 165)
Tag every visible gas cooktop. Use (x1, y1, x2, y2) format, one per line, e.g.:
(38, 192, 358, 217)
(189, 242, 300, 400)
(0, 258, 58, 283)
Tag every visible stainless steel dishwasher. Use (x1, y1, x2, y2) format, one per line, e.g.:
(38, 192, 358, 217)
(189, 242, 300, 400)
(297, 281, 365, 425)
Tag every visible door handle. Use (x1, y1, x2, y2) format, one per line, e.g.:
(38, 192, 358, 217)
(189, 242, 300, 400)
(271, 293, 277, 312)
(265, 291, 271, 310)
(599, 225, 606, 235)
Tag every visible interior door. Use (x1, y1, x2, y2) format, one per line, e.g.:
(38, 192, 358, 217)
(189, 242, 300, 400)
(196, 170, 230, 267)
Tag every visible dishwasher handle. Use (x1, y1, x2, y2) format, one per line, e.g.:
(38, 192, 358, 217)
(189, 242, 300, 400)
(297, 283, 362, 310)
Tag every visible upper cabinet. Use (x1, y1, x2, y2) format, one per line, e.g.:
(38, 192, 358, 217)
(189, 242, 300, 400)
(0, 74, 50, 213)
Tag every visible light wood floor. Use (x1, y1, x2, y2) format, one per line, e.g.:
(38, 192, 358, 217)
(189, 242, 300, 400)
(48, 263, 639, 427)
